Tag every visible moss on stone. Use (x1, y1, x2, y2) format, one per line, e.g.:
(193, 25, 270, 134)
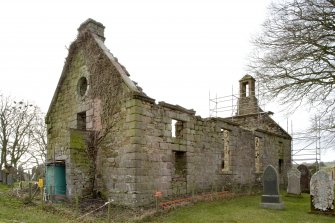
(69, 130, 93, 173)
(111, 151, 119, 158)
(70, 130, 86, 150)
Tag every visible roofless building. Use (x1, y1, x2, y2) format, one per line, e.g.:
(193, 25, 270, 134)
(45, 19, 291, 206)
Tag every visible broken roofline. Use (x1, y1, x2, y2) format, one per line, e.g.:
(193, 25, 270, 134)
(45, 19, 288, 129)
(46, 19, 200, 122)
(223, 112, 291, 139)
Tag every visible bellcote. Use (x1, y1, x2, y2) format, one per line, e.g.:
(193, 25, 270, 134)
(237, 75, 259, 115)
(239, 74, 256, 98)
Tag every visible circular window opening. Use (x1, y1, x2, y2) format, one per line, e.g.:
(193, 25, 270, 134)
(78, 77, 88, 96)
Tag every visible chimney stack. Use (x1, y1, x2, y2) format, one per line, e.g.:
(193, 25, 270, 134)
(78, 18, 105, 41)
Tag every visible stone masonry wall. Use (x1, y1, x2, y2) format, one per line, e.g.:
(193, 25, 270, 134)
(93, 95, 143, 206)
(227, 114, 292, 186)
(46, 49, 97, 198)
(228, 113, 289, 137)
(46, 25, 146, 205)
(124, 99, 292, 206)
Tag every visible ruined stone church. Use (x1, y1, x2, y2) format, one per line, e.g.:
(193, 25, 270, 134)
(45, 19, 291, 206)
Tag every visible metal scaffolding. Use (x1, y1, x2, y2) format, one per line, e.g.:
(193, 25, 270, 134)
(209, 87, 322, 167)
(208, 87, 265, 118)
(208, 89, 238, 118)
(291, 117, 321, 168)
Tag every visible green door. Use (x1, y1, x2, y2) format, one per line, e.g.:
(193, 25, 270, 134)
(46, 163, 66, 196)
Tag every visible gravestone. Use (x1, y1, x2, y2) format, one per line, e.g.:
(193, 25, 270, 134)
(297, 164, 311, 193)
(6, 174, 13, 186)
(310, 171, 334, 212)
(260, 165, 284, 209)
(287, 167, 301, 195)
(1, 170, 7, 184)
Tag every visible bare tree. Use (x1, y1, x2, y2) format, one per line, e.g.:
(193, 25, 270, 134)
(0, 95, 11, 170)
(249, 0, 335, 145)
(28, 112, 47, 166)
(0, 94, 45, 170)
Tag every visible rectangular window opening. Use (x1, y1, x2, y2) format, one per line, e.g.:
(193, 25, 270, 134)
(221, 159, 225, 172)
(174, 151, 187, 177)
(171, 119, 184, 138)
(77, 112, 86, 130)
(255, 137, 262, 173)
(278, 159, 283, 174)
(222, 129, 231, 172)
(278, 141, 284, 159)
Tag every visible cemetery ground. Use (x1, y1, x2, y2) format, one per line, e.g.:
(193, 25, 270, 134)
(0, 184, 334, 223)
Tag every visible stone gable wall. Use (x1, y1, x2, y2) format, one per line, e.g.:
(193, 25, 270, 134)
(46, 36, 136, 203)
(47, 49, 96, 197)
(228, 114, 290, 137)
(257, 132, 291, 187)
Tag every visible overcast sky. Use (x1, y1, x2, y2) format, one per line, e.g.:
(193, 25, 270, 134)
(0, 0, 271, 114)
(0, 0, 333, 162)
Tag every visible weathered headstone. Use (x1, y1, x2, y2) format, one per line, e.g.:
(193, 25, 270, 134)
(6, 174, 13, 186)
(260, 165, 284, 209)
(7, 166, 16, 185)
(310, 171, 334, 212)
(1, 170, 7, 184)
(297, 164, 311, 193)
(287, 167, 301, 195)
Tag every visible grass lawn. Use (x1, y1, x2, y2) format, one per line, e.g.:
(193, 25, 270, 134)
(0, 184, 69, 223)
(144, 193, 335, 223)
(1, 183, 334, 223)
(0, 184, 106, 223)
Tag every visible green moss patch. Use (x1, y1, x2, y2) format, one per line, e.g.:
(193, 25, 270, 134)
(70, 130, 86, 150)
